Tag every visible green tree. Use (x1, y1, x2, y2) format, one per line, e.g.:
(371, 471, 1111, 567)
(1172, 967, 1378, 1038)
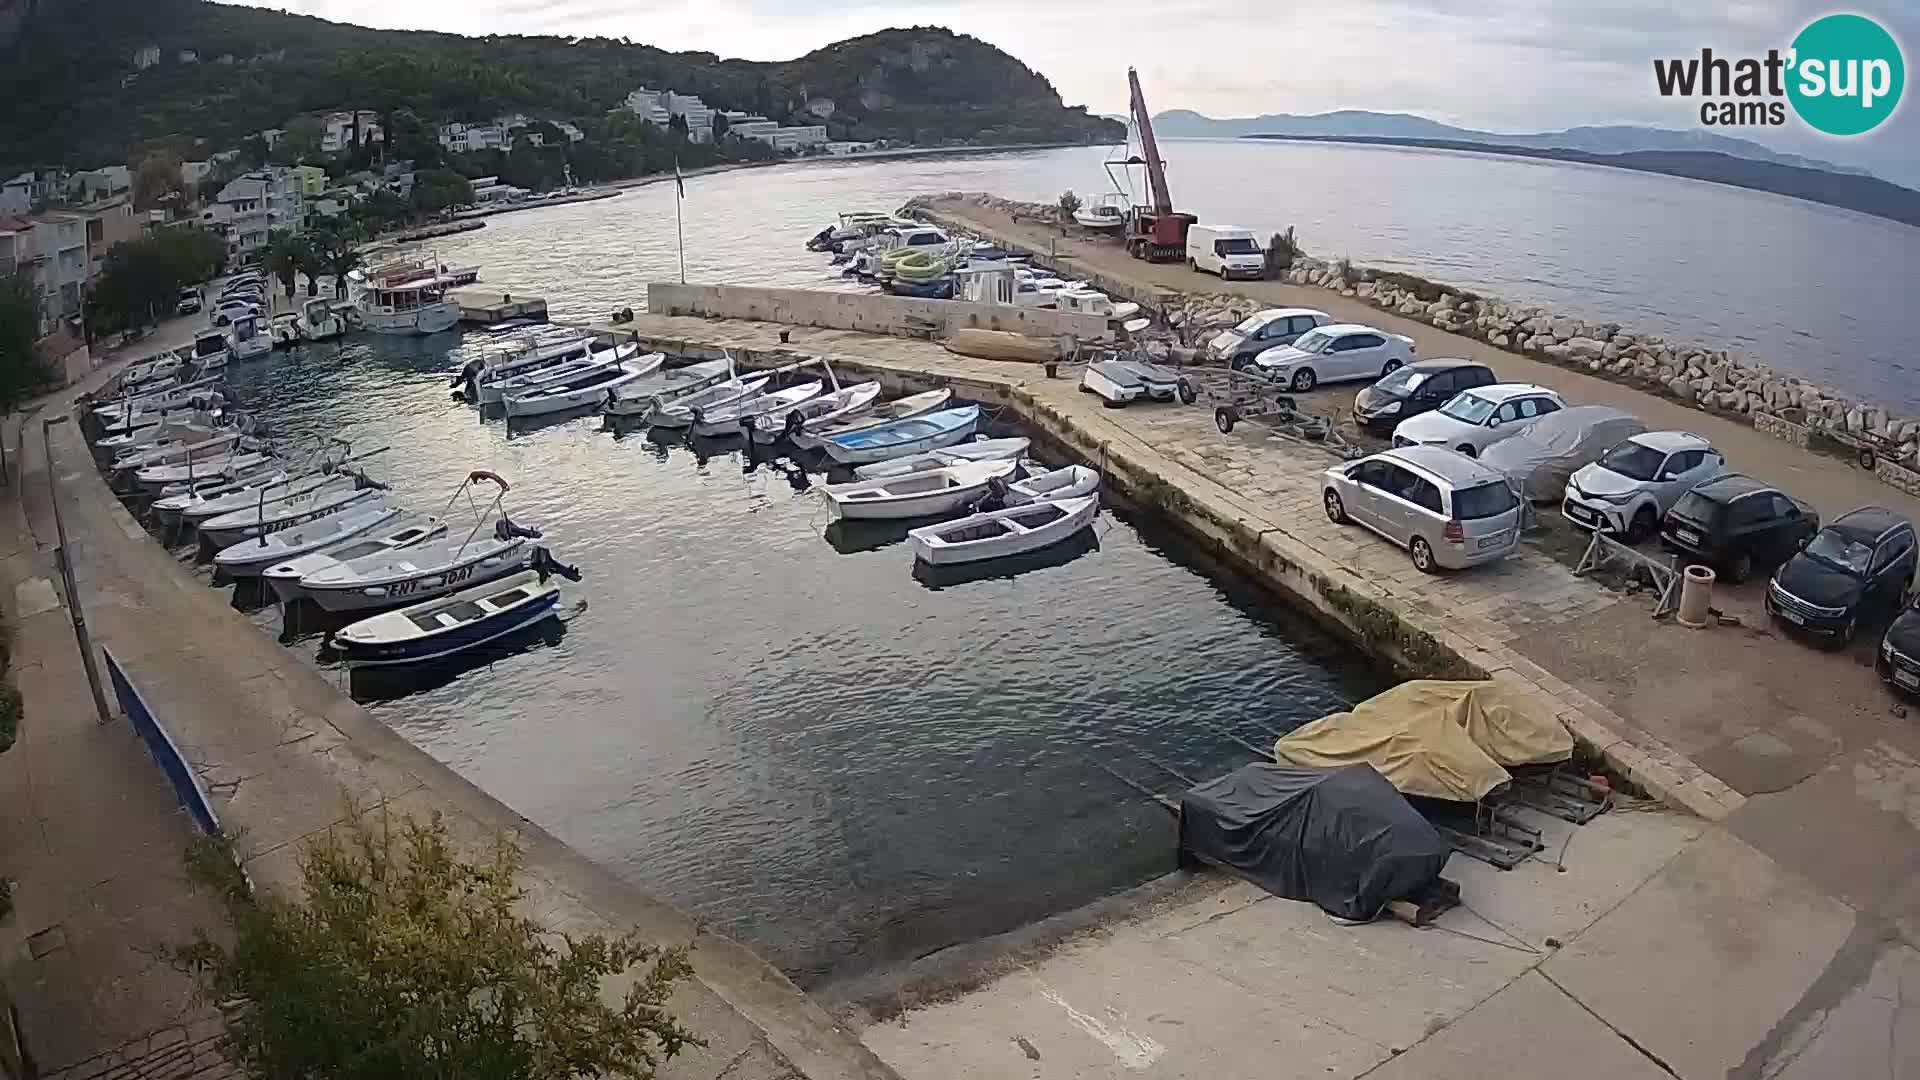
(133, 155, 185, 210)
(306, 221, 364, 299)
(87, 227, 225, 332)
(174, 808, 700, 1079)
(1057, 189, 1081, 220)
(275, 116, 324, 165)
(711, 112, 730, 141)
(0, 273, 55, 413)
(264, 230, 308, 301)
(410, 168, 472, 214)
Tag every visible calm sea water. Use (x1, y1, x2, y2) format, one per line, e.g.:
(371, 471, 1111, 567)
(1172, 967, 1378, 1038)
(216, 341, 1385, 985)
(430, 140, 1920, 411)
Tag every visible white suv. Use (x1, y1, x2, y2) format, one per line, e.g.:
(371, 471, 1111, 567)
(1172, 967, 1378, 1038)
(1392, 383, 1566, 457)
(1563, 431, 1726, 542)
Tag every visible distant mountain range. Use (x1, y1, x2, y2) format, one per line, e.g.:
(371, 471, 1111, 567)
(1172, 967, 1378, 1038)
(1147, 109, 1872, 178)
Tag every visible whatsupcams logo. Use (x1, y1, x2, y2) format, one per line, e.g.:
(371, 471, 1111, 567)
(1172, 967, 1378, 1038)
(1653, 13, 1905, 135)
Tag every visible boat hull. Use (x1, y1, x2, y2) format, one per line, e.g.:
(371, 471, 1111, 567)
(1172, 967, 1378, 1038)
(851, 437, 1030, 480)
(908, 496, 1100, 565)
(199, 488, 379, 550)
(338, 589, 560, 667)
(213, 504, 399, 576)
(302, 543, 531, 613)
(359, 301, 461, 336)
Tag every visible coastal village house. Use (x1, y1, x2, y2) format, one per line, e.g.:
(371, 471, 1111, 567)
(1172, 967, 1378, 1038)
(203, 167, 305, 256)
(319, 110, 383, 154)
(620, 85, 821, 152)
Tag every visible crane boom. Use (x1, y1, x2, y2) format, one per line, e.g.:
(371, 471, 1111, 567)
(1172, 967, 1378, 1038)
(1127, 67, 1173, 214)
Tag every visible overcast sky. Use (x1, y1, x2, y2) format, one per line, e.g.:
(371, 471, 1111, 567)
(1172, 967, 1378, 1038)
(233, 0, 1919, 184)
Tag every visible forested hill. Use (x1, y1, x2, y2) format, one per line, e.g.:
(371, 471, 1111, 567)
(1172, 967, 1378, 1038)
(0, 0, 1121, 172)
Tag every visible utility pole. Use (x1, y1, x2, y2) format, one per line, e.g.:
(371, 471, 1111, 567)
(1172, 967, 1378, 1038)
(42, 415, 114, 725)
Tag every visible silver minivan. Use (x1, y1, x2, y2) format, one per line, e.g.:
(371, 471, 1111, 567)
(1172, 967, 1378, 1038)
(1322, 445, 1523, 572)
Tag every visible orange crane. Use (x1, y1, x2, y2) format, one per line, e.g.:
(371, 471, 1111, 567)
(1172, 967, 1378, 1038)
(1120, 67, 1197, 262)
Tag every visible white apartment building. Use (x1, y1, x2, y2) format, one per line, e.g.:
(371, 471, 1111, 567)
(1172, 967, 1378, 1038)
(319, 111, 384, 154)
(437, 122, 509, 153)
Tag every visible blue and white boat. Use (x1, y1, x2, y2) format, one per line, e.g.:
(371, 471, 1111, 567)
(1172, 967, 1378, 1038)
(332, 569, 562, 667)
(820, 405, 981, 465)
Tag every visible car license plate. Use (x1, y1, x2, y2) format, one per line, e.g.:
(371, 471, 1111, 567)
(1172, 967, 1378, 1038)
(1896, 669, 1920, 689)
(1778, 609, 1805, 626)
(1675, 528, 1701, 545)
(1478, 532, 1509, 550)
(1566, 504, 1594, 525)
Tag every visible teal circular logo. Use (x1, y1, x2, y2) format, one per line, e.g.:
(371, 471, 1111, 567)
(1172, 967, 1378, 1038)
(1788, 14, 1905, 135)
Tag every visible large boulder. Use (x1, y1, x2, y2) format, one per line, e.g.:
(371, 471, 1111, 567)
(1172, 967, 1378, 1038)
(1667, 377, 1695, 401)
(1565, 336, 1606, 359)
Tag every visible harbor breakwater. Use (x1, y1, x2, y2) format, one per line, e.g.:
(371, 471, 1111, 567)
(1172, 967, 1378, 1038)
(906, 193, 1920, 495)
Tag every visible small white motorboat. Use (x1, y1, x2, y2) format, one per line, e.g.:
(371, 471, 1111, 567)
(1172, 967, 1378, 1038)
(691, 380, 823, 438)
(135, 450, 274, 492)
(269, 312, 303, 348)
(907, 495, 1100, 565)
(93, 413, 220, 454)
(213, 500, 402, 576)
(150, 468, 291, 528)
(1054, 288, 1143, 323)
(820, 459, 1016, 521)
(299, 298, 348, 342)
(332, 569, 562, 667)
(749, 380, 880, 444)
(189, 329, 232, 371)
(820, 406, 981, 466)
(648, 375, 771, 429)
(471, 337, 605, 404)
(109, 427, 235, 470)
(606, 358, 728, 416)
(852, 437, 1032, 480)
(791, 388, 950, 449)
(502, 347, 653, 418)
(91, 375, 225, 422)
(1071, 193, 1130, 234)
(171, 472, 348, 526)
(298, 471, 536, 613)
(1007, 464, 1101, 505)
(263, 514, 448, 605)
(198, 484, 381, 550)
(229, 314, 272, 361)
(1081, 359, 1179, 406)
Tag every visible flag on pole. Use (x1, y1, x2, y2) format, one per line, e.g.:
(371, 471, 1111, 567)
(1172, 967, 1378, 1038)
(674, 159, 685, 199)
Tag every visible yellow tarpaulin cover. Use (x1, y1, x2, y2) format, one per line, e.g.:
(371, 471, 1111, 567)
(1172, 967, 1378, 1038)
(1272, 680, 1572, 802)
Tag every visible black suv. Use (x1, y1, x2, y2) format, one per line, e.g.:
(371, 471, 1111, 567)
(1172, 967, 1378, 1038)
(1767, 507, 1916, 643)
(1351, 359, 1497, 435)
(1880, 597, 1920, 697)
(1659, 473, 1819, 583)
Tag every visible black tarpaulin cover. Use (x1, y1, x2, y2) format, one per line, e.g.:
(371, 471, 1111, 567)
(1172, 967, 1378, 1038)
(1179, 762, 1451, 921)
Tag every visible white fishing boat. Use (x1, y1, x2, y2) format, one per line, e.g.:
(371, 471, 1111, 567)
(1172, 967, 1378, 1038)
(213, 500, 402, 576)
(263, 514, 448, 605)
(1081, 359, 1179, 406)
(297, 472, 538, 613)
(351, 258, 462, 335)
(749, 381, 881, 444)
(96, 394, 225, 439)
(851, 437, 1032, 480)
(1006, 464, 1101, 505)
(229, 314, 272, 361)
(690, 380, 823, 438)
(93, 413, 219, 454)
(269, 312, 303, 348)
(189, 329, 232, 371)
(112, 429, 249, 473)
(605, 358, 729, 416)
(1054, 288, 1143, 322)
(476, 340, 617, 406)
(821, 406, 981, 466)
(137, 450, 276, 492)
(173, 472, 351, 526)
(91, 375, 225, 422)
(792, 389, 952, 449)
(332, 569, 563, 667)
(299, 298, 348, 342)
(462, 333, 598, 401)
(151, 468, 291, 528)
(907, 495, 1100, 565)
(820, 459, 1017, 521)
(648, 375, 771, 429)
(197, 483, 381, 550)
(1071, 193, 1131, 234)
(503, 348, 655, 418)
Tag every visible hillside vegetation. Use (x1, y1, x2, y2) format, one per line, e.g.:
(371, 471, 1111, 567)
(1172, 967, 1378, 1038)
(0, 0, 1120, 172)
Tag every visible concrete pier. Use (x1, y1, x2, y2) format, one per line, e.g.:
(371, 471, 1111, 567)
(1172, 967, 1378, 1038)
(452, 288, 548, 326)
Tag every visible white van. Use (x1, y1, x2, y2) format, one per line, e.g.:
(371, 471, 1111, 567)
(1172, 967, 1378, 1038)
(1186, 225, 1264, 280)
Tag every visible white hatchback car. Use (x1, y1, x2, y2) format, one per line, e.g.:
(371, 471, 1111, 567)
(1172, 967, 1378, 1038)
(1562, 430, 1726, 541)
(1391, 383, 1567, 458)
(1252, 324, 1416, 392)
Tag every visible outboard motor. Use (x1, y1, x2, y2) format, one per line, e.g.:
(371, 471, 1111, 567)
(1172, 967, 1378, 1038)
(530, 545, 582, 583)
(969, 474, 1012, 515)
(784, 409, 807, 438)
(495, 515, 545, 541)
(451, 356, 486, 391)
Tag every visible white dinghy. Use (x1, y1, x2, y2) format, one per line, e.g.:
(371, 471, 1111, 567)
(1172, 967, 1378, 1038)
(263, 514, 448, 605)
(197, 480, 381, 550)
(851, 437, 1031, 480)
(690, 380, 822, 438)
(502, 346, 654, 418)
(791, 388, 951, 449)
(820, 459, 1017, 521)
(907, 495, 1100, 565)
(749, 381, 881, 444)
(213, 500, 403, 576)
(647, 374, 770, 429)
(1006, 464, 1101, 505)
(606, 358, 727, 416)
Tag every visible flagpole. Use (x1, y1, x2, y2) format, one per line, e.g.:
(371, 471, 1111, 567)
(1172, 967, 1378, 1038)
(674, 159, 686, 284)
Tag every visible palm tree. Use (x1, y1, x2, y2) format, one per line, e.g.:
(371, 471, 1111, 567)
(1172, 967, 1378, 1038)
(264, 230, 306, 307)
(308, 224, 364, 300)
(294, 242, 327, 297)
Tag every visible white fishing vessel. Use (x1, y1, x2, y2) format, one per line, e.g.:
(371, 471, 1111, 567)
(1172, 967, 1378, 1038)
(299, 298, 348, 342)
(460, 332, 598, 401)
(189, 329, 232, 371)
(151, 468, 293, 528)
(689, 380, 823, 438)
(173, 471, 352, 526)
(91, 375, 225, 422)
(749, 381, 880, 444)
(606, 358, 729, 416)
(263, 514, 448, 605)
(351, 256, 463, 336)
(474, 339, 615, 405)
(792, 389, 952, 449)
(136, 450, 275, 492)
(229, 314, 272, 361)
(1071, 193, 1130, 234)
(296, 471, 538, 613)
(112, 429, 250, 473)
(213, 500, 402, 576)
(197, 483, 380, 550)
(851, 437, 1032, 481)
(93, 411, 220, 454)
(907, 495, 1100, 565)
(503, 348, 655, 418)
(1006, 464, 1101, 505)
(269, 312, 303, 348)
(820, 459, 1017, 521)
(648, 374, 771, 429)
